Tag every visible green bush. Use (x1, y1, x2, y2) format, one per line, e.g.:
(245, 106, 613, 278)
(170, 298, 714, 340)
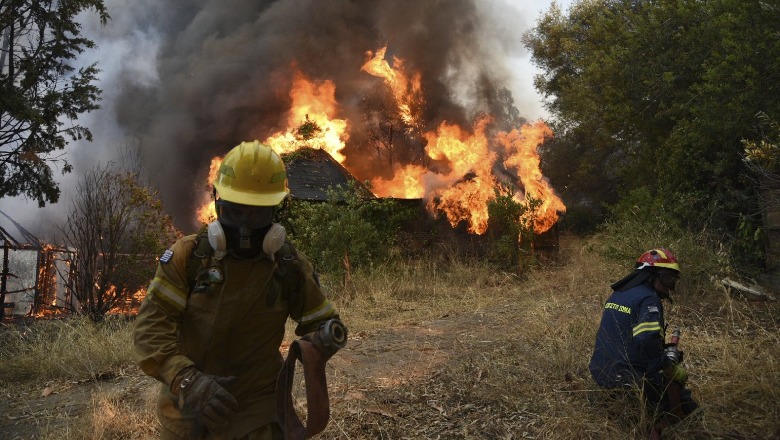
(284, 182, 414, 275)
(486, 183, 542, 273)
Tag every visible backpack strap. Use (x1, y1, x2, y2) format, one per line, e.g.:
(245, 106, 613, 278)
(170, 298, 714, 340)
(268, 242, 301, 309)
(186, 231, 214, 294)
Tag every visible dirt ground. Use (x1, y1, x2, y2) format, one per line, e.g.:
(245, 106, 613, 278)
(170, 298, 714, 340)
(0, 307, 502, 439)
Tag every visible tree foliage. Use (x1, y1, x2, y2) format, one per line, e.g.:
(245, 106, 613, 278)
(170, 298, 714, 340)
(357, 85, 427, 172)
(285, 181, 414, 276)
(487, 183, 542, 273)
(525, 0, 780, 273)
(59, 150, 178, 320)
(744, 112, 780, 175)
(0, 0, 108, 206)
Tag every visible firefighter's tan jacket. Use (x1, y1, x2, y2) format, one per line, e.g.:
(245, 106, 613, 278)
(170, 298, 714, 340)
(133, 234, 337, 438)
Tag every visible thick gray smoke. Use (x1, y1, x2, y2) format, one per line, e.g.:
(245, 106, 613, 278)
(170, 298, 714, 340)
(98, 0, 536, 230)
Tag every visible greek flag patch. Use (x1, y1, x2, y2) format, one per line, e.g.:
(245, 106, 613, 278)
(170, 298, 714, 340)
(648, 306, 659, 313)
(159, 249, 174, 264)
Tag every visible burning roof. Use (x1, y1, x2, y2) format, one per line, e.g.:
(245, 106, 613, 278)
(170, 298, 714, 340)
(284, 148, 373, 202)
(0, 210, 43, 250)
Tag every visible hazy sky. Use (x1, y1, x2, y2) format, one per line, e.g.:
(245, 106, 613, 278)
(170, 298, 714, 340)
(1, 0, 574, 238)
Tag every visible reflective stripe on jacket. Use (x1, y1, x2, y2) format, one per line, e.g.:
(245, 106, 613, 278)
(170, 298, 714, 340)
(589, 283, 665, 388)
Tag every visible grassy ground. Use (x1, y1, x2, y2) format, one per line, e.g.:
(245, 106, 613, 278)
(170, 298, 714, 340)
(1, 235, 778, 439)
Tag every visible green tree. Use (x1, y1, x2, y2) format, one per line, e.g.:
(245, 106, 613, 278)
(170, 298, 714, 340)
(487, 182, 541, 273)
(525, 0, 779, 272)
(0, 0, 108, 206)
(59, 146, 179, 320)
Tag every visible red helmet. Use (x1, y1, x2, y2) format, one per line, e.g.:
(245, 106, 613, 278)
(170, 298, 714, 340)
(636, 248, 680, 272)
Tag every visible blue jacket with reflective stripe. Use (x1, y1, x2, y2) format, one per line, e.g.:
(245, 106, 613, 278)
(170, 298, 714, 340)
(589, 283, 666, 388)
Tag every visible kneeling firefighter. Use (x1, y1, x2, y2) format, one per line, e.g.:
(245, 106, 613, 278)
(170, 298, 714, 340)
(133, 141, 347, 440)
(589, 248, 698, 437)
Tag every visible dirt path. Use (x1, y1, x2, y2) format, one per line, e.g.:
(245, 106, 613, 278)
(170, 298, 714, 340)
(0, 306, 508, 439)
(334, 310, 504, 387)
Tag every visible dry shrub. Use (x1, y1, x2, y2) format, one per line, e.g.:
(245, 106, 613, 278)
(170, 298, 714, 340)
(36, 380, 159, 440)
(85, 384, 158, 440)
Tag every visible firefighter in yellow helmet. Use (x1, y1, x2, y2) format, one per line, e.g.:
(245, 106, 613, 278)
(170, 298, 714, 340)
(133, 141, 346, 440)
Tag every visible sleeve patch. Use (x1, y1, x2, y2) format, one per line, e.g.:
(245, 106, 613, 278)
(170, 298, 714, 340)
(159, 249, 174, 264)
(648, 306, 659, 313)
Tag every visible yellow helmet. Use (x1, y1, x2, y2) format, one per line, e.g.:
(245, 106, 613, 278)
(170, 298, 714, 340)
(213, 141, 289, 206)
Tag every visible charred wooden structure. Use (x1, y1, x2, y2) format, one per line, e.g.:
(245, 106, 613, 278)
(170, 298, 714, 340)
(0, 211, 76, 320)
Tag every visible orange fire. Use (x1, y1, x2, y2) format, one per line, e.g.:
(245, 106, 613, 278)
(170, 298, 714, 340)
(194, 47, 565, 236)
(496, 121, 566, 232)
(425, 118, 498, 234)
(359, 48, 564, 235)
(196, 156, 223, 225)
(361, 46, 423, 127)
(369, 117, 498, 234)
(107, 287, 147, 316)
(265, 69, 348, 162)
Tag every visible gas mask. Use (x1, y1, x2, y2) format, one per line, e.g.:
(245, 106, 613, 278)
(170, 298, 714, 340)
(208, 200, 286, 259)
(657, 268, 680, 291)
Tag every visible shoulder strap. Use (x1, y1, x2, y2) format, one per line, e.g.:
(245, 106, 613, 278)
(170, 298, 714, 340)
(186, 231, 213, 293)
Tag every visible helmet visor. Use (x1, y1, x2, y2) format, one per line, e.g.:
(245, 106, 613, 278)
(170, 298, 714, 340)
(217, 200, 275, 229)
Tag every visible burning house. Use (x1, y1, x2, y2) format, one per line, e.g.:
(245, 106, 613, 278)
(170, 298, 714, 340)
(190, 55, 565, 255)
(75, 1, 567, 254)
(0, 211, 77, 320)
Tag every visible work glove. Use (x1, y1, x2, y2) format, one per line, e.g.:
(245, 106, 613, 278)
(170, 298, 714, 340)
(302, 318, 348, 360)
(664, 364, 688, 386)
(176, 367, 239, 435)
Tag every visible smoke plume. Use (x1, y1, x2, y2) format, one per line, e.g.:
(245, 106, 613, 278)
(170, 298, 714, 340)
(91, 0, 535, 230)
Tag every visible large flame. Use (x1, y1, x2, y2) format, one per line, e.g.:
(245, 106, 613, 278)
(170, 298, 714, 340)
(361, 46, 423, 127)
(194, 48, 565, 236)
(425, 118, 498, 234)
(265, 69, 348, 162)
(496, 121, 566, 232)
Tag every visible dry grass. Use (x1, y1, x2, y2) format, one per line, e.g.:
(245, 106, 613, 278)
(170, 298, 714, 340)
(315, 236, 780, 439)
(1, 234, 778, 439)
(329, 254, 515, 332)
(0, 317, 133, 384)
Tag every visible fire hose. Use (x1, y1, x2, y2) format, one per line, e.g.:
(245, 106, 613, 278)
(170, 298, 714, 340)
(276, 319, 347, 440)
(663, 329, 685, 419)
